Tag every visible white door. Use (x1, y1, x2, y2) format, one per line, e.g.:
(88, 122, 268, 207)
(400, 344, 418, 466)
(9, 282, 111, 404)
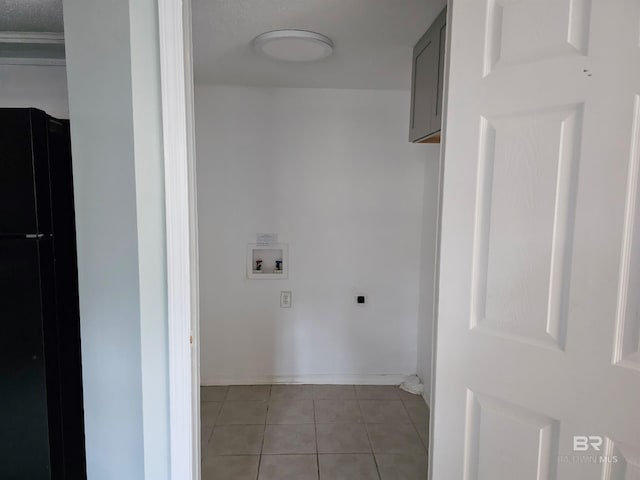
(432, 0, 640, 478)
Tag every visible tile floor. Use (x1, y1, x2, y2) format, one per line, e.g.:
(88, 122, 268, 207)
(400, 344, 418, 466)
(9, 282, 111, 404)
(201, 384, 429, 480)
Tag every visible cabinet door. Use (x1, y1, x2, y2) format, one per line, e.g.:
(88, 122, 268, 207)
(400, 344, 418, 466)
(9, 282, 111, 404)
(409, 28, 438, 142)
(409, 7, 447, 142)
(431, 8, 447, 135)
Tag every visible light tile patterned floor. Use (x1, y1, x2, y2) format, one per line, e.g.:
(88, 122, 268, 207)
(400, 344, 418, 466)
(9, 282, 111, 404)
(201, 385, 429, 480)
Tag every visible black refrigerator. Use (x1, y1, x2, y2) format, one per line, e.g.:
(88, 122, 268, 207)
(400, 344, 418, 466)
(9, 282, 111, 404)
(0, 108, 87, 479)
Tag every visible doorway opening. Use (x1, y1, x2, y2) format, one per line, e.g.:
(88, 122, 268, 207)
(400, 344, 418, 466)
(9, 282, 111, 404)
(188, 1, 446, 478)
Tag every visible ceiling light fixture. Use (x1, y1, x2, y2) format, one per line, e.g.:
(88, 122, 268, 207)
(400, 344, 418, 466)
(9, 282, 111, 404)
(253, 30, 334, 62)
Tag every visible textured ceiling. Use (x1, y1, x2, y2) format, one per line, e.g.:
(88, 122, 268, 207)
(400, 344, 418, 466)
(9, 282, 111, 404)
(0, 0, 64, 32)
(192, 0, 446, 90)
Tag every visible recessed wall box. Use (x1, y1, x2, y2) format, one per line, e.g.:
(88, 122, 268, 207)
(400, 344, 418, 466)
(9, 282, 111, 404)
(247, 243, 288, 279)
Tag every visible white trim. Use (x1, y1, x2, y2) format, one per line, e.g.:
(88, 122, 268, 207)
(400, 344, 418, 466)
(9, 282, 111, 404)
(157, 0, 197, 478)
(0, 31, 64, 44)
(0, 31, 66, 67)
(201, 374, 409, 386)
(181, 0, 201, 477)
(428, 2, 453, 479)
(0, 57, 65, 66)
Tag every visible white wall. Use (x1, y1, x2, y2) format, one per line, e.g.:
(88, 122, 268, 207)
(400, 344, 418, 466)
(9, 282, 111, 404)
(416, 148, 440, 403)
(63, 0, 169, 478)
(196, 85, 431, 384)
(0, 64, 69, 118)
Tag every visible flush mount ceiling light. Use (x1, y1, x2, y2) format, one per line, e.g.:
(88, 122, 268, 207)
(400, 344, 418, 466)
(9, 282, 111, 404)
(253, 30, 334, 62)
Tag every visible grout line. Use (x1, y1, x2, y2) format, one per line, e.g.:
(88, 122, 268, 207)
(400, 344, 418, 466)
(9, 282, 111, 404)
(255, 386, 271, 480)
(223, 385, 230, 402)
(313, 399, 320, 478)
(409, 417, 429, 454)
(399, 397, 411, 421)
(214, 401, 222, 426)
(400, 397, 430, 453)
(358, 396, 382, 480)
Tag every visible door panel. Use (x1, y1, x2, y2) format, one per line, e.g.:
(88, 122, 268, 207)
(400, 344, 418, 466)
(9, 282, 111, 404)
(483, 0, 591, 75)
(464, 392, 559, 479)
(472, 105, 581, 351)
(433, 13, 447, 131)
(613, 96, 640, 371)
(411, 35, 438, 141)
(433, 1, 640, 479)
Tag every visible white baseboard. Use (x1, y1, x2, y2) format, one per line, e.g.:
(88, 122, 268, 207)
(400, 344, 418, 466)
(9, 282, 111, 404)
(201, 373, 409, 386)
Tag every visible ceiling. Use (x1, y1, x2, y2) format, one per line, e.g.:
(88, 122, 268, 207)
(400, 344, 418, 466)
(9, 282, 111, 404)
(0, 0, 63, 32)
(192, 0, 446, 90)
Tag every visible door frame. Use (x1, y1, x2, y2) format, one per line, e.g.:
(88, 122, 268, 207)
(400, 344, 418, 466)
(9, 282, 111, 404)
(427, 2, 452, 479)
(157, 0, 201, 478)
(155, 0, 451, 478)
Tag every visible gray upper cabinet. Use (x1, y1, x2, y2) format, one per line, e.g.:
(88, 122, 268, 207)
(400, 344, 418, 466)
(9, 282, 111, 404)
(409, 7, 447, 143)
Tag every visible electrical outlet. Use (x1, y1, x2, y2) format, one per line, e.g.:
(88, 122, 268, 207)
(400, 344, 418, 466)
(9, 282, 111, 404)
(280, 291, 292, 308)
